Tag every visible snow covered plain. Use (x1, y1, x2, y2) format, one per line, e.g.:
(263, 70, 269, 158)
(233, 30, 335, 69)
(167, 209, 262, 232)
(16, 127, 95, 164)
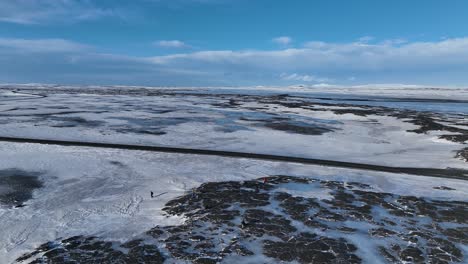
(0, 85, 467, 168)
(0, 85, 467, 263)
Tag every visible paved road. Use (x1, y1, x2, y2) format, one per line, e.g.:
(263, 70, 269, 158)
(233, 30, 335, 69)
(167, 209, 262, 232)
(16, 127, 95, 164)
(0, 136, 466, 180)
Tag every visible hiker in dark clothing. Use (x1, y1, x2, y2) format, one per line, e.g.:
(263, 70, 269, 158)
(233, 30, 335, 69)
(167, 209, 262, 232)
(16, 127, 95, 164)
(151, 191, 154, 198)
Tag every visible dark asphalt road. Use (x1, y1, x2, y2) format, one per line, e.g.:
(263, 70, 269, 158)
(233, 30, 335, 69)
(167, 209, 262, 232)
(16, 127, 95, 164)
(0, 136, 466, 180)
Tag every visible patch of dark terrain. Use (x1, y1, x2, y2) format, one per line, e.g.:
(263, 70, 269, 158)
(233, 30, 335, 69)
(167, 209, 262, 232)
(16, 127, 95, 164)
(44, 106, 70, 110)
(197, 91, 468, 143)
(4, 87, 467, 143)
(441, 134, 468, 144)
(184, 90, 463, 144)
(115, 128, 167, 136)
(18, 176, 468, 263)
(0, 87, 186, 97)
(108, 116, 213, 135)
(249, 95, 468, 147)
(211, 98, 243, 108)
(456, 148, 468, 162)
(0, 89, 47, 101)
(118, 107, 174, 115)
(433, 186, 456, 190)
(109, 116, 211, 128)
(0, 107, 37, 113)
(16, 236, 164, 264)
(238, 116, 289, 122)
(310, 96, 468, 104)
(49, 117, 105, 128)
(0, 169, 43, 208)
(264, 121, 334, 135)
(0, 110, 108, 117)
(407, 115, 460, 134)
(214, 100, 337, 135)
(232, 111, 333, 135)
(390, 113, 468, 144)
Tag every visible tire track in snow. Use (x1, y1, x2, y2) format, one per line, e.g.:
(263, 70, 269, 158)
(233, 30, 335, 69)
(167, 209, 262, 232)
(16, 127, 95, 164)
(6, 221, 40, 251)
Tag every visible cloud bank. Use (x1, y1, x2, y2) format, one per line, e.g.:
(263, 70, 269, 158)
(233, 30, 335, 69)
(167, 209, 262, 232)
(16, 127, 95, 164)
(0, 0, 122, 24)
(2, 37, 468, 86)
(0, 0, 230, 25)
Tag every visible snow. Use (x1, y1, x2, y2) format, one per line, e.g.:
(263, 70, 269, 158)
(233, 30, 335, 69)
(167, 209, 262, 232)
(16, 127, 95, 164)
(0, 84, 467, 263)
(1, 142, 467, 263)
(0, 87, 466, 169)
(214, 85, 468, 101)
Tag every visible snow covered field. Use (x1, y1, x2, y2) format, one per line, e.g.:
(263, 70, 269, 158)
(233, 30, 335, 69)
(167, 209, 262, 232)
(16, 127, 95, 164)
(1, 142, 467, 263)
(0, 85, 467, 168)
(0, 85, 467, 263)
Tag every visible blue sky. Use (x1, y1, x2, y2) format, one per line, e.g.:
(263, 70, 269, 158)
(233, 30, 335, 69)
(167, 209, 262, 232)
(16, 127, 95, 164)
(1, 0, 468, 86)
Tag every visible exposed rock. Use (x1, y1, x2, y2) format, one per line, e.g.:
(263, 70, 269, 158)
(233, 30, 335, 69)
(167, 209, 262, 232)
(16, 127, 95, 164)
(18, 175, 468, 263)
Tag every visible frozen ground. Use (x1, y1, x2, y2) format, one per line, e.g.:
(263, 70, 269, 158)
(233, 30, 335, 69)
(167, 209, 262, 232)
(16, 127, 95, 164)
(0, 85, 467, 263)
(1, 142, 467, 263)
(0, 85, 467, 169)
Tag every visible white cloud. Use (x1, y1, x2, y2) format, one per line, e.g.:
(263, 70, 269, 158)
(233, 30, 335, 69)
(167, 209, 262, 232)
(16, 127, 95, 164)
(380, 38, 408, 46)
(0, 0, 229, 25)
(0, 0, 121, 24)
(2, 37, 468, 86)
(280, 73, 330, 83)
(155, 37, 468, 73)
(138, 37, 468, 85)
(0, 38, 91, 53)
(272, 36, 292, 45)
(357, 36, 374, 43)
(155, 40, 190, 48)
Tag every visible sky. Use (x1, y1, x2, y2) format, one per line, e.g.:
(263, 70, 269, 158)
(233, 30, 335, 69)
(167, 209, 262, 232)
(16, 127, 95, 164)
(1, 0, 468, 87)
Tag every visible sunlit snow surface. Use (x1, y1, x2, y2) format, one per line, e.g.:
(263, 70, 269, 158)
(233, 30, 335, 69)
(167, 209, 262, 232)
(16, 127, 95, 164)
(0, 85, 467, 168)
(0, 85, 467, 263)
